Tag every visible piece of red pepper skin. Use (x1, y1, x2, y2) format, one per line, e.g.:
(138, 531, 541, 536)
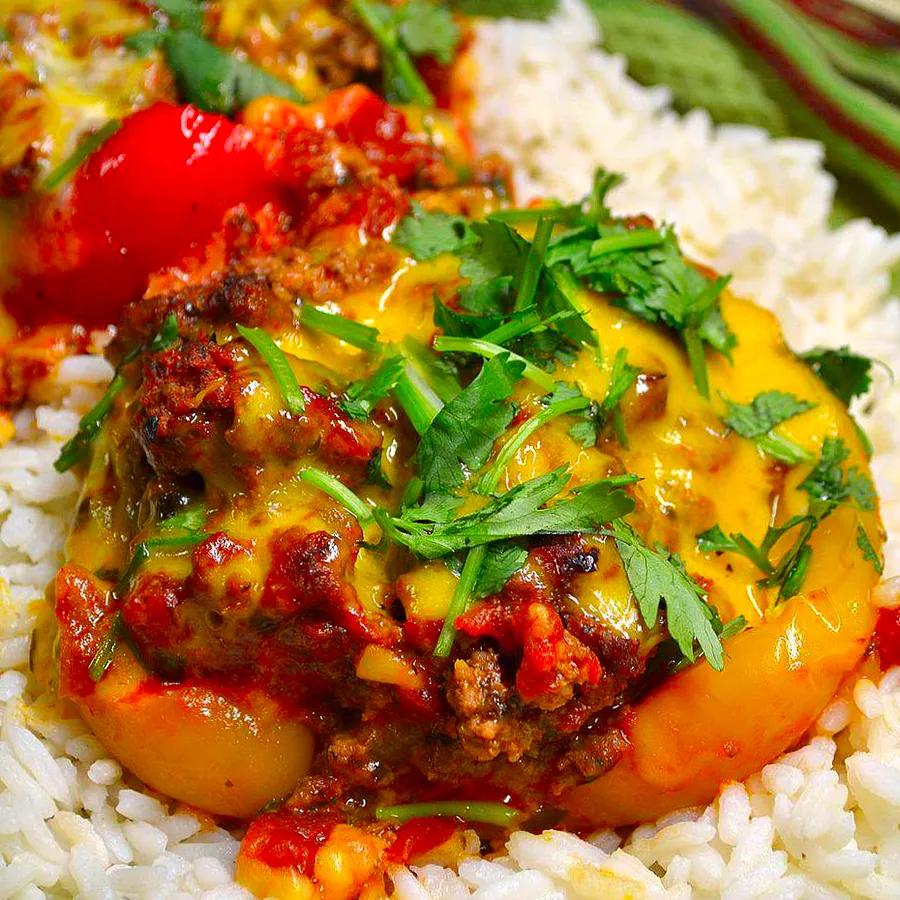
(875, 607, 900, 670)
(4, 103, 280, 332)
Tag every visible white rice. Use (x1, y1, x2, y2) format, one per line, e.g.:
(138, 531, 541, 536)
(0, 0, 899, 895)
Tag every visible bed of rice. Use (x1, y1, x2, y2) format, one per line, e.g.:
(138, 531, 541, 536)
(0, 1, 898, 896)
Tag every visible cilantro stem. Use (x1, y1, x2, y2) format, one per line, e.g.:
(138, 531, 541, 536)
(480, 309, 573, 347)
(54, 374, 126, 473)
(590, 228, 662, 258)
(88, 612, 122, 682)
(514, 215, 553, 311)
(433, 336, 555, 391)
(236, 325, 306, 415)
(683, 326, 710, 399)
(115, 533, 204, 598)
(56, 314, 179, 473)
(756, 432, 814, 465)
(375, 800, 522, 827)
(298, 306, 381, 353)
(299, 468, 373, 523)
(351, 0, 434, 107)
(434, 545, 485, 657)
(43, 120, 121, 192)
(476, 395, 589, 495)
(394, 367, 443, 436)
(401, 337, 461, 403)
(547, 265, 597, 347)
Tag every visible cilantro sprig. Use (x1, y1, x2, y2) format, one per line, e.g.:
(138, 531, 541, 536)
(722, 390, 815, 464)
(799, 345, 874, 406)
(612, 521, 735, 671)
(126, 0, 302, 113)
(697, 436, 878, 597)
(351, 0, 456, 106)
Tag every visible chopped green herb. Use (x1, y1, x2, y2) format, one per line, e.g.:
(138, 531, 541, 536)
(299, 468, 374, 523)
(416, 353, 524, 494)
(351, 0, 436, 106)
(88, 613, 123, 682)
(124, 29, 167, 54)
(799, 345, 875, 405)
(857, 525, 884, 575)
(434, 544, 487, 656)
(151, 0, 204, 33)
(298, 306, 381, 353)
(474, 541, 528, 597)
(236, 325, 306, 415)
(54, 374, 126, 473)
(55, 315, 180, 472)
(799, 436, 876, 514)
(569, 348, 638, 448)
(375, 800, 522, 827)
(400, 337, 461, 404)
(115, 532, 205, 598)
(612, 520, 726, 670)
(433, 335, 555, 391)
(393, 202, 476, 260)
(698, 437, 877, 600)
(478, 388, 589, 493)
(341, 356, 406, 420)
(164, 31, 303, 115)
(547, 222, 733, 396)
(161, 505, 207, 532)
(723, 390, 815, 464)
(513, 214, 554, 311)
(395, 0, 460, 64)
(43, 120, 121, 192)
(381, 468, 636, 558)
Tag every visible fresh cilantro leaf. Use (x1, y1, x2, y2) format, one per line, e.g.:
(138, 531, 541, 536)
(799, 436, 875, 512)
(341, 356, 405, 420)
(152, 0, 204, 33)
(124, 29, 167, 55)
(366, 450, 393, 489)
(613, 520, 725, 670)
(396, 0, 460, 64)
(393, 202, 476, 261)
(416, 353, 524, 494)
(857, 525, 884, 575)
(165, 31, 303, 115)
(460, 220, 529, 286)
(800, 345, 874, 405)
(381, 468, 636, 558)
(352, 0, 435, 105)
(459, 278, 514, 315)
(723, 390, 815, 464)
(474, 542, 528, 597)
(452, 0, 559, 20)
(723, 391, 814, 438)
(699, 437, 877, 601)
(550, 225, 733, 396)
(569, 348, 638, 447)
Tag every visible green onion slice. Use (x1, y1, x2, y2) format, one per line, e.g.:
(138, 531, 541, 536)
(43, 120, 121, 192)
(375, 801, 523, 828)
(236, 325, 306, 415)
